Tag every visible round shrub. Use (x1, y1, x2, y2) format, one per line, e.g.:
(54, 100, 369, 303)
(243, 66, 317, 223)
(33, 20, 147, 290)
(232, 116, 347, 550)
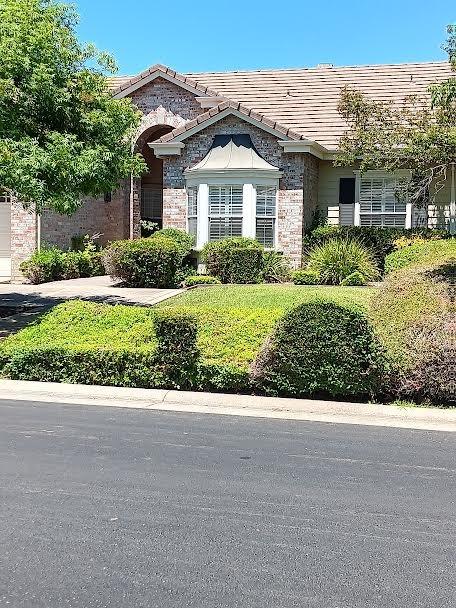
(102, 236, 181, 288)
(291, 269, 320, 285)
(251, 301, 387, 398)
(184, 275, 221, 287)
(20, 247, 64, 284)
(340, 271, 367, 286)
(151, 228, 194, 262)
(306, 238, 380, 285)
(202, 237, 264, 284)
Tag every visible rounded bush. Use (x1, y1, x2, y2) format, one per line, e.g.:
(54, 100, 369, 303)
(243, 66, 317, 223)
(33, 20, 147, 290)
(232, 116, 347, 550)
(291, 269, 320, 285)
(251, 301, 387, 398)
(102, 236, 181, 288)
(20, 247, 64, 284)
(340, 271, 367, 286)
(184, 275, 221, 287)
(306, 238, 380, 285)
(202, 237, 264, 284)
(151, 228, 194, 262)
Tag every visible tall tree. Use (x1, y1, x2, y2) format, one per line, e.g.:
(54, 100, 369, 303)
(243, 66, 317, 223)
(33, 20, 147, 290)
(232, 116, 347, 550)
(0, 0, 146, 214)
(336, 25, 456, 206)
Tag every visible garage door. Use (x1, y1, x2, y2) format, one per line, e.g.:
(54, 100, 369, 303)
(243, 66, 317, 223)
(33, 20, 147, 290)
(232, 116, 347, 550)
(0, 193, 11, 278)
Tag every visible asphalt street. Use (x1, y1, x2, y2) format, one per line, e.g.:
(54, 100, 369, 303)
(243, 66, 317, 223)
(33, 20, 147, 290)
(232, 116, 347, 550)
(0, 399, 455, 607)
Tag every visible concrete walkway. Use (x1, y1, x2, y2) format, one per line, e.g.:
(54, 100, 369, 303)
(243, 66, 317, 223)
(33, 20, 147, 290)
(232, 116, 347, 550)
(1, 379, 455, 432)
(0, 276, 183, 338)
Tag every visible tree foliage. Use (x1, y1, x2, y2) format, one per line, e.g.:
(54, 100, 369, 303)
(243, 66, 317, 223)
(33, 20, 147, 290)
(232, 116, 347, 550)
(0, 0, 146, 213)
(336, 25, 456, 206)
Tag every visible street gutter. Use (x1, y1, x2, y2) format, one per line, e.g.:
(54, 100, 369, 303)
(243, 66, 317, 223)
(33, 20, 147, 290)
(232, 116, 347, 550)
(0, 379, 454, 431)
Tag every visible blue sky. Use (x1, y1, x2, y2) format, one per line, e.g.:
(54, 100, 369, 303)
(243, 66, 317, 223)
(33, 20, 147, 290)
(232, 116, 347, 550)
(75, 0, 455, 75)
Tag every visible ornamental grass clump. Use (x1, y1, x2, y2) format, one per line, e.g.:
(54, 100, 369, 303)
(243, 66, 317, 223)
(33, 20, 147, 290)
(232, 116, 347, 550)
(306, 238, 380, 285)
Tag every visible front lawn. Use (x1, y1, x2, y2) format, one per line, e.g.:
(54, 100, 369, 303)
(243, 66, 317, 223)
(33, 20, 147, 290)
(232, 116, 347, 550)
(158, 284, 375, 311)
(0, 285, 374, 371)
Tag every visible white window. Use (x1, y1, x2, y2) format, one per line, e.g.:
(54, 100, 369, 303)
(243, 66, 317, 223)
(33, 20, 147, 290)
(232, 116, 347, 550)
(359, 176, 407, 227)
(208, 185, 243, 241)
(255, 185, 277, 247)
(187, 186, 198, 237)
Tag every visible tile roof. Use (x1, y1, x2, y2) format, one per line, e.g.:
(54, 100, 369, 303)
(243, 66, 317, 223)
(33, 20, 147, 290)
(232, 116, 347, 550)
(154, 100, 305, 143)
(108, 61, 453, 151)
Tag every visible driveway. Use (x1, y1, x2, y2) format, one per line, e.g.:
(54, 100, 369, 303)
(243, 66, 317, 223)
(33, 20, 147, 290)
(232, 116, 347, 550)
(0, 275, 183, 338)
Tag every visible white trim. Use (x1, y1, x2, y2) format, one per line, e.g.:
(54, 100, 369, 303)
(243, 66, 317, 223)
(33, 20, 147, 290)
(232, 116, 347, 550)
(113, 70, 210, 99)
(149, 142, 185, 157)
(278, 140, 329, 160)
(195, 96, 227, 109)
(405, 202, 412, 229)
(196, 184, 209, 249)
(242, 184, 256, 239)
(186, 173, 281, 186)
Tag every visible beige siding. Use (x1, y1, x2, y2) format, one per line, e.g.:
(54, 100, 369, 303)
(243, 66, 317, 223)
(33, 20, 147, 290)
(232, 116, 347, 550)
(318, 161, 358, 225)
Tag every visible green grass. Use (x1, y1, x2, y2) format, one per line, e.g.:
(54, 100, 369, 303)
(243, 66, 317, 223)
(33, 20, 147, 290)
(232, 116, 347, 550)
(0, 285, 375, 372)
(158, 284, 375, 311)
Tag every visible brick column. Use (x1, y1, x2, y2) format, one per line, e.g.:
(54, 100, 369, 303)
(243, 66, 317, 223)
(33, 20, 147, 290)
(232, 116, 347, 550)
(10, 199, 38, 281)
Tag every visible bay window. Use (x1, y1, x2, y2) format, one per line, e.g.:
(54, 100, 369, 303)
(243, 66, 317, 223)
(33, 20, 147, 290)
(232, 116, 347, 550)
(187, 186, 198, 237)
(208, 185, 243, 241)
(255, 185, 277, 247)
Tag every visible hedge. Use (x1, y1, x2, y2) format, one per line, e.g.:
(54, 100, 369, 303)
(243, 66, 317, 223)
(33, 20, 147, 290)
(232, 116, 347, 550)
(384, 238, 456, 274)
(184, 275, 221, 287)
(102, 235, 181, 288)
(202, 237, 264, 283)
(20, 247, 105, 284)
(251, 300, 388, 399)
(303, 225, 449, 269)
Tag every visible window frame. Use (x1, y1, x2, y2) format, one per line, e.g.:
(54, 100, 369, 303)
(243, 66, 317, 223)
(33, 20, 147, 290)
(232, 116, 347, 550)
(255, 184, 277, 248)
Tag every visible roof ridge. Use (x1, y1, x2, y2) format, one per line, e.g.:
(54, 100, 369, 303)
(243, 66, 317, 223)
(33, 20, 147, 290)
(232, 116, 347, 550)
(185, 59, 449, 76)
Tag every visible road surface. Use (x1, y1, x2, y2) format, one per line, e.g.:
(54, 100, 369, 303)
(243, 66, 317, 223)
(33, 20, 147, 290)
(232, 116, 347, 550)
(1, 399, 455, 607)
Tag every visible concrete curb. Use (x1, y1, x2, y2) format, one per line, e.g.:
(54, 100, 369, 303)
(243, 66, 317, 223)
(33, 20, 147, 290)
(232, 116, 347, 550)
(0, 379, 454, 431)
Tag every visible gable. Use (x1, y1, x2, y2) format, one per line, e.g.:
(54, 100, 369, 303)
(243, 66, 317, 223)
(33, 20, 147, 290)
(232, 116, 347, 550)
(129, 76, 204, 123)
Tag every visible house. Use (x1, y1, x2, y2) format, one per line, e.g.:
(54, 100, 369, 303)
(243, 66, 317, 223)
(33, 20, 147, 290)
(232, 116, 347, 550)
(1, 60, 455, 280)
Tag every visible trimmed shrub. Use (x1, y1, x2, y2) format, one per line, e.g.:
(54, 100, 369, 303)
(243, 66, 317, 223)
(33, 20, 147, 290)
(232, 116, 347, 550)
(151, 228, 194, 262)
(154, 311, 199, 388)
(303, 225, 448, 269)
(261, 251, 291, 283)
(102, 235, 181, 288)
(306, 238, 380, 285)
(184, 275, 221, 287)
(202, 237, 264, 284)
(251, 301, 387, 398)
(384, 238, 456, 274)
(20, 247, 64, 284)
(340, 271, 367, 286)
(292, 269, 320, 285)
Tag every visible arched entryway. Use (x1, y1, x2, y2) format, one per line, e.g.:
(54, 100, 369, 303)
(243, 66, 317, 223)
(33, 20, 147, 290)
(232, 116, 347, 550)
(136, 125, 174, 236)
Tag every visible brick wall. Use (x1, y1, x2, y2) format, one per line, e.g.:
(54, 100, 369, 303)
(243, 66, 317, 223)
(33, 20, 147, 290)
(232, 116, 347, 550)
(161, 114, 306, 264)
(10, 200, 37, 280)
(302, 153, 320, 233)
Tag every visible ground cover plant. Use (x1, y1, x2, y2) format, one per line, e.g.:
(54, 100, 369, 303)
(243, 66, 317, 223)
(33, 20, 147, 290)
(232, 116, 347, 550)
(0, 285, 375, 392)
